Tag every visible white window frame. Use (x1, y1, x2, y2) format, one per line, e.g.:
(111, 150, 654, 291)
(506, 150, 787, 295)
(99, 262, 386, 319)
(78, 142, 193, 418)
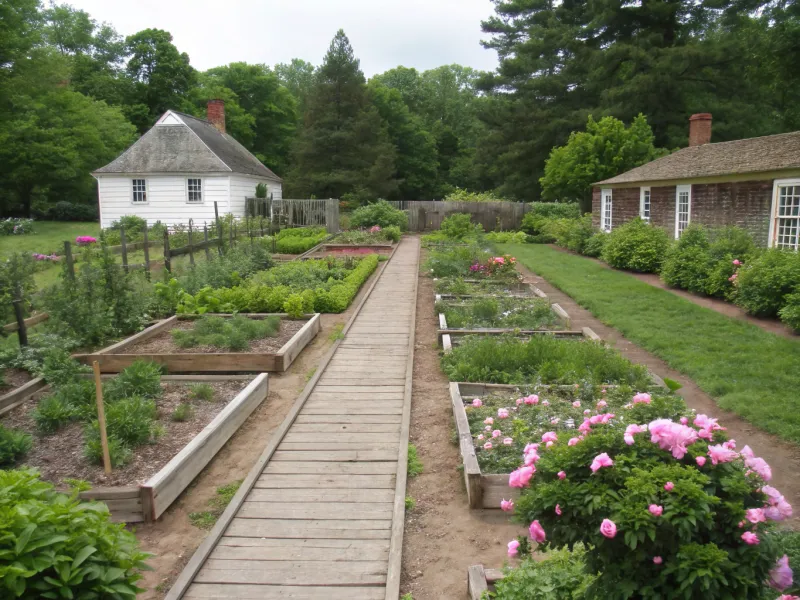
(600, 189, 613, 232)
(131, 178, 148, 204)
(186, 178, 203, 204)
(674, 184, 692, 239)
(769, 178, 800, 250)
(640, 186, 651, 222)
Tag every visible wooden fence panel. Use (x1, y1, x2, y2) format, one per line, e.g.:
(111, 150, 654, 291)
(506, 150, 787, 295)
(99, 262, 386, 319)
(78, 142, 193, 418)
(389, 201, 530, 232)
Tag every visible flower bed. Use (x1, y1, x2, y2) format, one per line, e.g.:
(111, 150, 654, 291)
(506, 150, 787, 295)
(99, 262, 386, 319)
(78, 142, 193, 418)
(75, 314, 321, 373)
(434, 277, 536, 298)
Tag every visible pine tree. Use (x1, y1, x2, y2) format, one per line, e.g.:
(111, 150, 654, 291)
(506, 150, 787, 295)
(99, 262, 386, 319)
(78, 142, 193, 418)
(286, 30, 396, 200)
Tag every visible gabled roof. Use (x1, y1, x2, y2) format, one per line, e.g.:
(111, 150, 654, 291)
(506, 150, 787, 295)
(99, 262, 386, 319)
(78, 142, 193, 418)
(595, 130, 800, 186)
(94, 111, 281, 181)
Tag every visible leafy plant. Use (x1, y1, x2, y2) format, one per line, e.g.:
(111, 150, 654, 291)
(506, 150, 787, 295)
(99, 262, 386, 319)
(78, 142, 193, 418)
(405, 496, 416, 510)
(283, 293, 306, 319)
(0, 469, 151, 599)
(188, 383, 215, 402)
(735, 248, 800, 317)
(32, 394, 79, 434)
(171, 402, 193, 422)
(438, 296, 561, 330)
(440, 213, 482, 240)
(189, 480, 242, 529)
(601, 218, 670, 273)
(0, 425, 32, 466)
(350, 200, 408, 230)
(485, 230, 528, 244)
(89, 396, 157, 447)
(779, 288, 800, 332)
(443, 188, 509, 202)
(582, 232, 607, 257)
(84, 434, 133, 467)
(408, 444, 423, 477)
(104, 360, 163, 401)
(172, 315, 280, 351)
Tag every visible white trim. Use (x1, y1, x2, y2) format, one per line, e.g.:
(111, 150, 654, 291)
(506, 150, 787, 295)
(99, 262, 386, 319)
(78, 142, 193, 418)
(186, 177, 204, 204)
(674, 184, 692, 239)
(600, 189, 613, 232)
(640, 186, 651, 221)
(131, 178, 148, 205)
(156, 111, 185, 126)
(769, 178, 800, 249)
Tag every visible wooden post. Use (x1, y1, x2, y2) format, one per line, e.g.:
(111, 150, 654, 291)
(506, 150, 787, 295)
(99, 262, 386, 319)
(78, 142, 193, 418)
(63, 241, 75, 280)
(142, 226, 151, 280)
(214, 201, 223, 256)
(163, 229, 171, 273)
(203, 225, 211, 260)
(229, 222, 234, 250)
(12, 300, 27, 347)
(188, 219, 195, 266)
(92, 361, 112, 475)
(120, 225, 129, 274)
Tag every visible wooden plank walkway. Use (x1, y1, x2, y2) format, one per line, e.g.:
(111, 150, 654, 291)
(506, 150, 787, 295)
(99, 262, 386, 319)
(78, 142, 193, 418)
(168, 238, 420, 600)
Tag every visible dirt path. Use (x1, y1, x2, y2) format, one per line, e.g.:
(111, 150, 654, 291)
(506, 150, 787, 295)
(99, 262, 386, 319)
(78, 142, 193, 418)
(518, 261, 800, 528)
(401, 249, 522, 600)
(548, 245, 796, 339)
(134, 276, 375, 598)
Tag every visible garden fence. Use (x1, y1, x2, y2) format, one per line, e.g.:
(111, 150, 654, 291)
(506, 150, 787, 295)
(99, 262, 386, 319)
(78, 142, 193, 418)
(245, 197, 339, 234)
(388, 200, 530, 232)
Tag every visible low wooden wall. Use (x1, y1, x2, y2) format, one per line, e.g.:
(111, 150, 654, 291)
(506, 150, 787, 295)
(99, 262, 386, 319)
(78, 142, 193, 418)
(0, 377, 48, 417)
(467, 564, 504, 600)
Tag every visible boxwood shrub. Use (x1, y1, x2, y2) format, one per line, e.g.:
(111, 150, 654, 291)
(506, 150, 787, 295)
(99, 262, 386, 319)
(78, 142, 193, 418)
(735, 248, 800, 317)
(601, 218, 670, 273)
(350, 200, 408, 230)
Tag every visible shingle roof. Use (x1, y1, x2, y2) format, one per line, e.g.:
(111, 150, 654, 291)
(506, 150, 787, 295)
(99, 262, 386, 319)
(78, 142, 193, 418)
(595, 130, 800, 186)
(94, 111, 281, 181)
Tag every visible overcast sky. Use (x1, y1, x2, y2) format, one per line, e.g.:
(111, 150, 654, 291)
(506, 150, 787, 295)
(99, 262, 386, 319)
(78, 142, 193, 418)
(66, 0, 500, 77)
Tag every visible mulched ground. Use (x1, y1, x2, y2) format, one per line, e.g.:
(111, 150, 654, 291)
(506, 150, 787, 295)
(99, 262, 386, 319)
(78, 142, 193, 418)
(1, 368, 34, 393)
(126, 318, 308, 355)
(3, 379, 248, 487)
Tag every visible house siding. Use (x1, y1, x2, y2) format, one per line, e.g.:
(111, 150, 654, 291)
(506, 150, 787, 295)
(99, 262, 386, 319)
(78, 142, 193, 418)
(97, 174, 229, 228)
(228, 175, 283, 218)
(592, 179, 773, 246)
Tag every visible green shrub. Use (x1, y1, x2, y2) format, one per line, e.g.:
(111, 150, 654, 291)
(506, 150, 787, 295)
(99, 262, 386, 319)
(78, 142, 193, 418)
(660, 225, 711, 292)
(44, 201, 98, 221)
(735, 249, 800, 317)
(32, 394, 78, 434)
(485, 230, 528, 244)
(443, 188, 509, 202)
(84, 435, 132, 467)
(779, 288, 800, 332)
(440, 213, 481, 240)
(0, 469, 150, 599)
(601, 218, 670, 273)
(491, 547, 595, 600)
(108, 214, 147, 235)
(88, 397, 157, 447)
(423, 245, 492, 278)
(283, 293, 306, 319)
(350, 200, 408, 230)
(178, 245, 273, 294)
(39, 349, 90, 386)
(383, 225, 402, 242)
(188, 383, 215, 402)
(558, 215, 595, 254)
(530, 202, 582, 220)
(171, 402, 193, 422)
(274, 227, 328, 254)
(582, 232, 607, 257)
(438, 297, 561, 329)
(0, 251, 37, 325)
(0, 425, 32, 466)
(172, 315, 280, 351)
(104, 360, 163, 401)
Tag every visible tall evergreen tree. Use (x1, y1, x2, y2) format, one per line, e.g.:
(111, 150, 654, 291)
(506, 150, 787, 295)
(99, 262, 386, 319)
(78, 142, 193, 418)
(286, 30, 396, 200)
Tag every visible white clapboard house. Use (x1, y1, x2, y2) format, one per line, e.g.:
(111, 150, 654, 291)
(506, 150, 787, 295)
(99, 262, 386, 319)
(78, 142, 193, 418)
(93, 100, 282, 228)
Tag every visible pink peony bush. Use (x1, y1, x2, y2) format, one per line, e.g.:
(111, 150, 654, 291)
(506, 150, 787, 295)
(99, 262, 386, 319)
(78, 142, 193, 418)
(508, 396, 792, 599)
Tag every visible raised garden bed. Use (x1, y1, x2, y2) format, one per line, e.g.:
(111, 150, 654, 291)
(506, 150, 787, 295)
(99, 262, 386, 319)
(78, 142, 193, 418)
(450, 380, 669, 509)
(434, 278, 540, 299)
(440, 320, 598, 354)
(467, 564, 505, 600)
(75, 313, 321, 373)
(0, 369, 47, 417)
(2, 373, 268, 522)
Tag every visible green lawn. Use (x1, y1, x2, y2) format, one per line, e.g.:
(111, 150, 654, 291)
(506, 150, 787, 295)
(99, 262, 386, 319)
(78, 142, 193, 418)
(498, 243, 800, 444)
(0, 221, 100, 258)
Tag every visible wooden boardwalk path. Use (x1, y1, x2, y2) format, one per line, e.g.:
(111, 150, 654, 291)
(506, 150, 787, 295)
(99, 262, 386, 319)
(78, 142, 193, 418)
(167, 238, 420, 600)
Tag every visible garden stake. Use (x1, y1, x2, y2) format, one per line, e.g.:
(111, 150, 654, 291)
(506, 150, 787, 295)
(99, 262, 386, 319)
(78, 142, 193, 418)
(93, 361, 112, 474)
(12, 299, 28, 346)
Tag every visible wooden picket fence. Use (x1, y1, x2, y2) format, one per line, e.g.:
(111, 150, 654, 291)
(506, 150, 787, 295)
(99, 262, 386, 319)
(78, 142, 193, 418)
(388, 200, 530, 232)
(246, 198, 339, 233)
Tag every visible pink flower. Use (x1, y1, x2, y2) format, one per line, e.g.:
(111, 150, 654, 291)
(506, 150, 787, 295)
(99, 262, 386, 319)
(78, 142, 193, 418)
(578, 420, 592, 434)
(498, 408, 509, 419)
(596, 400, 608, 409)
(524, 395, 539, 405)
(648, 504, 663, 517)
(633, 392, 651, 405)
(584, 409, 591, 415)
(555, 504, 562, 516)
(524, 443, 539, 453)
(483, 442, 493, 450)
(507, 540, 520, 557)
(558, 471, 566, 480)
(769, 555, 793, 591)
(75, 235, 97, 245)
(484, 417, 494, 425)
(523, 452, 537, 466)
(492, 430, 501, 438)
(648, 419, 699, 459)
(694, 414, 723, 431)
(653, 556, 663, 565)
(503, 437, 514, 446)
(541, 400, 550, 407)
(777, 596, 799, 600)
(484, 426, 491, 432)
(746, 508, 766, 524)
(741, 446, 772, 481)
(508, 466, 535, 488)
(572, 401, 581, 408)
(477, 434, 484, 441)
(529, 520, 546, 543)
(590, 453, 613, 473)
(680, 417, 688, 425)
(600, 519, 617, 539)
(516, 398, 523, 406)
(601, 388, 607, 394)
(696, 456, 706, 467)
(546, 441, 554, 448)
(763, 486, 793, 521)
(707, 444, 738, 465)
(664, 482, 674, 491)
(501, 499, 514, 512)
(728, 273, 738, 282)
(550, 418, 560, 425)
(542, 432, 558, 444)
(733, 259, 742, 266)
(741, 531, 760, 545)
(568, 437, 581, 446)
(624, 424, 646, 446)
(472, 399, 482, 408)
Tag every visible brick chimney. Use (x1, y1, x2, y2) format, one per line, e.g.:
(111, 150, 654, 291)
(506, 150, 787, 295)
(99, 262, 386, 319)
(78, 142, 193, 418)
(689, 113, 712, 146)
(207, 99, 226, 134)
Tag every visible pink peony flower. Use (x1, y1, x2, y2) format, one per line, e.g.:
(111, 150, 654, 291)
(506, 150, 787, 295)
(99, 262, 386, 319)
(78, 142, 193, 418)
(516, 398, 523, 406)
(741, 531, 760, 545)
(558, 471, 566, 480)
(601, 388, 607, 394)
(741, 446, 772, 481)
(477, 434, 484, 441)
(763, 486, 793, 521)
(680, 417, 688, 425)
(541, 400, 550, 406)
(648, 419, 699, 459)
(596, 400, 608, 409)
(746, 508, 766, 524)
(492, 430, 502, 438)
(498, 408, 509, 419)
(769, 555, 793, 591)
(524, 395, 539, 405)
(524, 443, 539, 453)
(696, 456, 707, 467)
(572, 401, 581, 408)
(648, 504, 663, 517)
(653, 556, 663, 565)
(584, 409, 591, 415)
(600, 519, 617, 539)
(503, 437, 514, 446)
(472, 399, 483, 408)
(509, 466, 535, 488)
(484, 417, 494, 425)
(507, 540, 520, 557)
(484, 425, 491, 432)
(483, 442, 493, 450)
(542, 432, 558, 444)
(694, 414, 723, 431)
(664, 482, 674, 491)
(733, 259, 742, 266)
(529, 520, 546, 543)
(555, 504, 562, 516)
(550, 418, 560, 425)
(777, 596, 799, 600)
(578, 420, 592, 434)
(590, 453, 614, 473)
(568, 437, 581, 446)
(633, 392, 651, 405)
(546, 441, 554, 448)
(501, 499, 514, 512)
(624, 424, 646, 446)
(707, 444, 738, 465)
(728, 273, 738, 282)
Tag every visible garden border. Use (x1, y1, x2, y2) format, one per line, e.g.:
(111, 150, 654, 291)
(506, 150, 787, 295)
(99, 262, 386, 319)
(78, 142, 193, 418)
(0, 376, 48, 417)
(467, 564, 505, 600)
(73, 314, 321, 373)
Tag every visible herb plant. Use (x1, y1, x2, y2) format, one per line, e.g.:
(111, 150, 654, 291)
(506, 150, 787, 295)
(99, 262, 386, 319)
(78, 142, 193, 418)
(437, 297, 562, 329)
(172, 315, 280, 351)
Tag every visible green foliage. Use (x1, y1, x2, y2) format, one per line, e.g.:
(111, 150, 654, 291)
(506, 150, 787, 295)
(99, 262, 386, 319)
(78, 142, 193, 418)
(583, 233, 608, 258)
(283, 293, 306, 319)
(779, 288, 800, 332)
(441, 335, 651, 386)
(660, 225, 711, 292)
(108, 215, 147, 235)
(0, 469, 150, 599)
(405, 496, 416, 510)
(274, 227, 328, 254)
(383, 226, 402, 243)
(88, 397, 157, 447)
(444, 188, 508, 202)
(188, 383, 215, 402)
(423, 245, 493, 278)
(39, 350, 90, 387)
(773, 530, 800, 595)
(0, 218, 34, 235)
(407, 444, 423, 477)
(438, 297, 562, 329)
(0, 426, 32, 466)
(32, 394, 79, 434)
(558, 215, 596, 254)
(189, 480, 242, 529)
(485, 230, 528, 244)
(171, 402, 193, 422)
(350, 200, 408, 230)
(0, 334, 81, 378)
(601, 218, 671, 273)
(440, 213, 482, 240)
(40, 202, 98, 222)
(491, 547, 595, 600)
(735, 249, 800, 317)
(84, 435, 133, 468)
(0, 251, 37, 324)
(104, 360, 163, 401)
(255, 183, 268, 199)
(178, 245, 273, 295)
(172, 315, 280, 351)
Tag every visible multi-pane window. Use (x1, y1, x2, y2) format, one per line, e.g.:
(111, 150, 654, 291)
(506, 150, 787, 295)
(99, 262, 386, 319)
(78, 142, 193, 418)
(640, 187, 651, 221)
(132, 179, 147, 203)
(774, 183, 800, 250)
(187, 178, 202, 203)
(675, 185, 691, 238)
(601, 189, 612, 232)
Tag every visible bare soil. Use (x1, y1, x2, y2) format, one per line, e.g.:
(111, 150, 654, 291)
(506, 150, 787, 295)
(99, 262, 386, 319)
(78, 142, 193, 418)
(133, 269, 379, 599)
(401, 250, 523, 600)
(1, 368, 34, 392)
(3, 380, 246, 487)
(516, 260, 800, 528)
(127, 318, 308, 354)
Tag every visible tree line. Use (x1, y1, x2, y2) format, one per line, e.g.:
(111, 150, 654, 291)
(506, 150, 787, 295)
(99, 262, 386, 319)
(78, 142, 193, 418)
(1, 0, 797, 217)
